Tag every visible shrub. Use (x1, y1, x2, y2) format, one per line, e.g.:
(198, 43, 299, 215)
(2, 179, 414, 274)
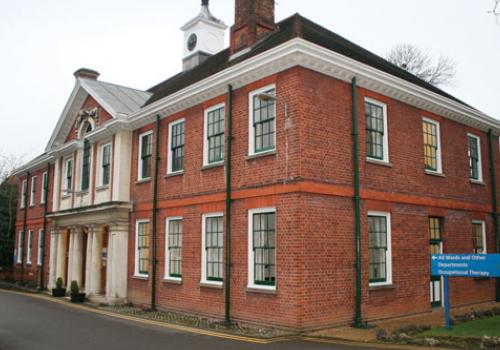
(70, 280, 79, 294)
(55, 277, 63, 289)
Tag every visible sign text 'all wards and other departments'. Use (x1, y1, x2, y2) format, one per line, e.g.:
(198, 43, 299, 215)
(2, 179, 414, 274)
(431, 254, 500, 278)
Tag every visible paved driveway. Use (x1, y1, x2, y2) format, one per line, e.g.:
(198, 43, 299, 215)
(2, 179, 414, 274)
(0, 289, 383, 350)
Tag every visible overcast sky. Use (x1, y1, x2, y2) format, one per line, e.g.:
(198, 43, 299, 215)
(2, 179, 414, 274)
(1, 0, 499, 160)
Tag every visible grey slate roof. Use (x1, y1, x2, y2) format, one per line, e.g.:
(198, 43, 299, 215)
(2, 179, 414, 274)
(81, 78, 152, 116)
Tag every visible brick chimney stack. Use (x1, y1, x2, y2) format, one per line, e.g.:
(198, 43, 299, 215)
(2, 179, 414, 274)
(230, 0, 276, 55)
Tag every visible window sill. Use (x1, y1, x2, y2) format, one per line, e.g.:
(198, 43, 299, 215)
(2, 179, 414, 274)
(29, 205, 35, 208)
(165, 171, 184, 179)
(163, 277, 182, 285)
(75, 191, 89, 197)
(200, 281, 223, 289)
(132, 275, 148, 281)
(96, 185, 110, 192)
(246, 286, 277, 295)
(369, 284, 395, 291)
(366, 158, 393, 168)
(246, 150, 277, 161)
(135, 178, 151, 185)
(61, 193, 71, 199)
(425, 170, 446, 178)
(469, 179, 485, 186)
(201, 162, 224, 171)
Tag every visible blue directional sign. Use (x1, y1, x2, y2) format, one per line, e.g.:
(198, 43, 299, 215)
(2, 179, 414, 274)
(431, 254, 500, 278)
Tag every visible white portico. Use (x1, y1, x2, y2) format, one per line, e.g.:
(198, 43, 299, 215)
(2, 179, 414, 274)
(47, 203, 130, 303)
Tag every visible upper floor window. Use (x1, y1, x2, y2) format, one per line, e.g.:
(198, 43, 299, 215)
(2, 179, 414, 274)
(138, 131, 152, 180)
(467, 134, 482, 182)
(365, 98, 389, 162)
(41, 172, 48, 204)
(29, 176, 37, 207)
(249, 85, 276, 155)
(422, 118, 442, 173)
(201, 213, 224, 285)
(135, 220, 150, 277)
(64, 158, 73, 193)
(472, 221, 486, 254)
(368, 212, 392, 286)
(81, 122, 93, 191)
(168, 119, 185, 174)
(20, 180, 27, 208)
(100, 143, 112, 186)
(248, 208, 276, 289)
(203, 104, 225, 166)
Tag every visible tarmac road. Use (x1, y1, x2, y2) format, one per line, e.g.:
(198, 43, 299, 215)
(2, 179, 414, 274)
(0, 289, 384, 350)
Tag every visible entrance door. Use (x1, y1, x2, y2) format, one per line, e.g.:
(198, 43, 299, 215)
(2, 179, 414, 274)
(101, 227, 108, 295)
(429, 217, 443, 308)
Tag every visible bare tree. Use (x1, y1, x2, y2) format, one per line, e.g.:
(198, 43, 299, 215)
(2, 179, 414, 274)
(0, 153, 26, 182)
(490, 0, 500, 24)
(386, 44, 457, 87)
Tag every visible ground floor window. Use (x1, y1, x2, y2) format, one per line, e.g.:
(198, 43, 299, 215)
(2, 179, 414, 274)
(248, 208, 276, 289)
(165, 217, 182, 280)
(429, 217, 443, 307)
(202, 214, 224, 283)
(26, 230, 33, 265)
(368, 212, 392, 286)
(472, 221, 486, 254)
(135, 220, 149, 277)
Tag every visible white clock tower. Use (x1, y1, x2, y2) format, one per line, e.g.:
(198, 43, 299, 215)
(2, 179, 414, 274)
(181, 0, 227, 71)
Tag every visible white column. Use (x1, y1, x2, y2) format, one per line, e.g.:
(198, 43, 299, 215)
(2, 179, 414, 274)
(55, 230, 66, 285)
(90, 226, 103, 295)
(85, 227, 94, 294)
(66, 228, 75, 289)
(70, 227, 83, 289)
(106, 222, 129, 300)
(48, 229, 58, 289)
(105, 230, 114, 298)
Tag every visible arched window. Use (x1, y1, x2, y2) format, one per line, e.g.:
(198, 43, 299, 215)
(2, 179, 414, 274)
(81, 122, 92, 191)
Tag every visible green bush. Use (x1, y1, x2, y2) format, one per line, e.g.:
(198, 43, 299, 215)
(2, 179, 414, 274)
(55, 277, 63, 289)
(70, 280, 79, 294)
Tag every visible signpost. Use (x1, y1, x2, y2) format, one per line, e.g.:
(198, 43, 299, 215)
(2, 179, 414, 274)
(431, 254, 500, 330)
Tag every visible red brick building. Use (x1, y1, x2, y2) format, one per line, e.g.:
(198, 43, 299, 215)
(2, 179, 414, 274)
(11, 0, 500, 330)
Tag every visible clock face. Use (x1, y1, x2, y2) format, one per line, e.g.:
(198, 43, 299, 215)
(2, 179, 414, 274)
(187, 33, 197, 51)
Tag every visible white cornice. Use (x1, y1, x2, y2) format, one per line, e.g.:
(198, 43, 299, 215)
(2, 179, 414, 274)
(12, 154, 54, 177)
(122, 38, 499, 136)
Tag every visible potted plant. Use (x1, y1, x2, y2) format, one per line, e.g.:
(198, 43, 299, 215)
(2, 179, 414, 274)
(70, 280, 85, 303)
(52, 277, 66, 297)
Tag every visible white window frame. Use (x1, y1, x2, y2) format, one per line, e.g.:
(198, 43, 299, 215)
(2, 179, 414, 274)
(64, 158, 73, 194)
(26, 230, 33, 265)
(472, 220, 487, 254)
(41, 172, 48, 204)
(368, 211, 393, 287)
(422, 117, 443, 174)
(29, 176, 37, 207)
(164, 216, 183, 282)
(134, 219, 150, 278)
(99, 142, 113, 187)
(467, 133, 483, 182)
(364, 98, 389, 163)
(203, 103, 226, 166)
(167, 118, 186, 175)
(20, 180, 27, 208)
(37, 229, 44, 266)
(248, 84, 277, 156)
(17, 231, 24, 263)
(201, 213, 224, 286)
(138, 131, 153, 181)
(247, 207, 277, 291)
